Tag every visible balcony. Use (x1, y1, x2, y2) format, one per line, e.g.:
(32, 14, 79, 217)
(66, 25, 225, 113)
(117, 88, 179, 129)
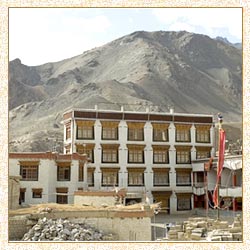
(193, 186, 205, 196)
(220, 187, 242, 197)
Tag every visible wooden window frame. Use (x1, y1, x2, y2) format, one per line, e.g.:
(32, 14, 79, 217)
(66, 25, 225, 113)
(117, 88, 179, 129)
(76, 125, 94, 140)
(76, 147, 94, 163)
(175, 128, 191, 142)
(102, 149, 118, 163)
(128, 170, 145, 186)
(56, 195, 68, 204)
(128, 128, 144, 141)
(176, 172, 191, 186)
(128, 149, 144, 163)
(102, 127, 118, 140)
(153, 150, 169, 164)
(177, 196, 191, 211)
(196, 129, 210, 143)
(32, 189, 43, 198)
(153, 170, 169, 186)
(57, 165, 71, 181)
(101, 170, 119, 187)
(196, 150, 211, 159)
(20, 165, 39, 181)
(176, 151, 191, 164)
(153, 128, 169, 142)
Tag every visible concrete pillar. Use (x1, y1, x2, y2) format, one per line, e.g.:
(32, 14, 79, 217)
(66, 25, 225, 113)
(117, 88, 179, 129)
(72, 119, 77, 153)
(190, 124, 196, 144)
(83, 161, 88, 190)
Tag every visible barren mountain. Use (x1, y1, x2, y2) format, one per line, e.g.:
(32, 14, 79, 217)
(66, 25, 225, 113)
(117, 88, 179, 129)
(9, 31, 242, 152)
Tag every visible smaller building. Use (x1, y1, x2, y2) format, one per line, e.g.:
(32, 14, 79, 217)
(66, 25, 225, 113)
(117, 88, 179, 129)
(192, 155, 242, 211)
(9, 152, 88, 205)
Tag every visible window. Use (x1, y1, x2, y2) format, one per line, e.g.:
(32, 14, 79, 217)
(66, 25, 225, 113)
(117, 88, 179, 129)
(128, 149, 144, 163)
(195, 172, 204, 187)
(196, 125, 211, 143)
(176, 171, 191, 186)
(102, 149, 118, 163)
(175, 124, 191, 142)
(153, 149, 169, 163)
(57, 165, 71, 181)
(176, 147, 191, 164)
(128, 169, 144, 186)
(66, 125, 71, 140)
(20, 164, 39, 181)
(101, 121, 119, 140)
(177, 196, 191, 210)
(87, 171, 94, 186)
(102, 127, 118, 140)
(127, 123, 144, 141)
(153, 128, 168, 141)
(153, 169, 169, 186)
(196, 150, 210, 159)
(77, 125, 94, 139)
(79, 165, 83, 181)
(56, 187, 68, 204)
(32, 188, 42, 198)
(128, 128, 144, 141)
(152, 192, 171, 212)
(152, 123, 169, 141)
(78, 165, 95, 186)
(56, 195, 68, 204)
(19, 188, 26, 203)
(76, 121, 95, 139)
(102, 169, 119, 186)
(76, 145, 94, 163)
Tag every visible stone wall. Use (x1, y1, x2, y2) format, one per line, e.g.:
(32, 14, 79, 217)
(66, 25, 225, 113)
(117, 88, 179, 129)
(70, 217, 151, 241)
(9, 216, 30, 240)
(9, 208, 153, 241)
(74, 194, 116, 207)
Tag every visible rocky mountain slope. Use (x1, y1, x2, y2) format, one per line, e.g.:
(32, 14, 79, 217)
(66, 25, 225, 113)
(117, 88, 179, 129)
(9, 31, 242, 152)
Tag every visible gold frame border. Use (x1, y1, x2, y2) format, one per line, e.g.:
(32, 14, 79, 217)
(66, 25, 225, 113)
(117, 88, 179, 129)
(1, 2, 248, 250)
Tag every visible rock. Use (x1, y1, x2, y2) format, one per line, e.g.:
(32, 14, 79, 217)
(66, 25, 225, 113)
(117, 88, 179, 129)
(191, 233, 202, 240)
(21, 217, 115, 241)
(211, 236, 222, 241)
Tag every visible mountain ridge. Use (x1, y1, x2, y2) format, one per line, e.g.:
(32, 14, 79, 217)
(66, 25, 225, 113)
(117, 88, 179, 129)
(9, 30, 242, 152)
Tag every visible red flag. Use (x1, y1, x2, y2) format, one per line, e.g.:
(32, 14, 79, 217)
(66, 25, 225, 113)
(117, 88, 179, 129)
(218, 129, 226, 178)
(213, 184, 218, 208)
(213, 129, 226, 208)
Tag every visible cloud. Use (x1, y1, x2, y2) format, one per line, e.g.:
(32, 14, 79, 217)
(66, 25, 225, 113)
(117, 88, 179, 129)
(9, 8, 112, 65)
(62, 15, 111, 33)
(152, 8, 242, 41)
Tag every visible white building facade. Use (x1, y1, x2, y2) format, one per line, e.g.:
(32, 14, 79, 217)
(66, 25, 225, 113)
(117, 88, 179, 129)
(62, 108, 215, 214)
(9, 152, 88, 205)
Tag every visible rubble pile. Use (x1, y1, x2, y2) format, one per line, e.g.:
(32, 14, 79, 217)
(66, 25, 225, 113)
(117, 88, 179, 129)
(164, 214, 242, 241)
(22, 217, 116, 241)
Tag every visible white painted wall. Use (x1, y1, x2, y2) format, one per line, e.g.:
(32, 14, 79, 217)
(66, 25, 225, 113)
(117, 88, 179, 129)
(10, 111, 216, 214)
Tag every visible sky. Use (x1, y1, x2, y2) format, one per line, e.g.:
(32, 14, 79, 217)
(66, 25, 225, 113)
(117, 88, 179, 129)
(9, 8, 242, 66)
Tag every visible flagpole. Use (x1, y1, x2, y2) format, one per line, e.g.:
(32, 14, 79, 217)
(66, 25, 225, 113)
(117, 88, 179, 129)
(217, 114, 223, 220)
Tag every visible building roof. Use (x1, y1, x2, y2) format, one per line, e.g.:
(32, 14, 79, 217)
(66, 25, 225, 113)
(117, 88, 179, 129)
(63, 108, 214, 124)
